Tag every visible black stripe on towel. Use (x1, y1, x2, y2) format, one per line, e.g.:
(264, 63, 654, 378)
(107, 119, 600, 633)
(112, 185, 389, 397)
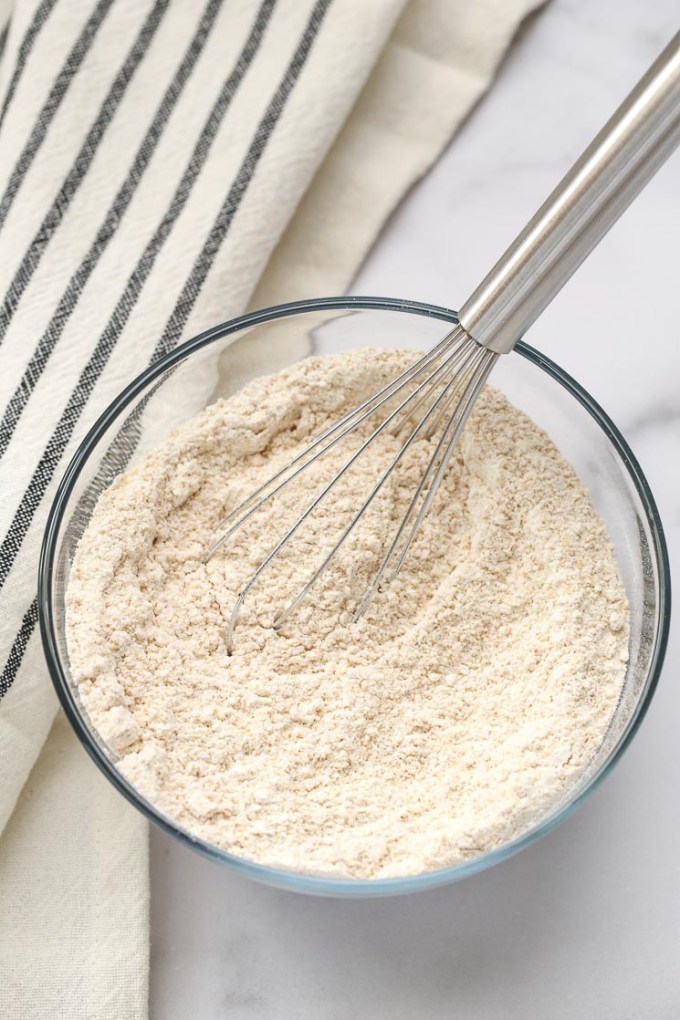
(0, 0, 330, 697)
(157, 0, 333, 359)
(0, 22, 9, 61)
(0, 0, 116, 233)
(0, 599, 38, 698)
(0, 0, 225, 460)
(0, 0, 170, 340)
(0, 0, 59, 131)
(0, 0, 273, 465)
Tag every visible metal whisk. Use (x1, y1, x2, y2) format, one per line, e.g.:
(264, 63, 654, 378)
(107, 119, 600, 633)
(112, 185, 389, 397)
(207, 31, 680, 653)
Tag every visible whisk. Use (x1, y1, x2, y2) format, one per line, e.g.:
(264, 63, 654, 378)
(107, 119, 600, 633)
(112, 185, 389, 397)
(207, 31, 680, 653)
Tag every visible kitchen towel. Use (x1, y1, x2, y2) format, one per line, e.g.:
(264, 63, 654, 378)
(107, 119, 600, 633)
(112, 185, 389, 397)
(0, 0, 543, 1015)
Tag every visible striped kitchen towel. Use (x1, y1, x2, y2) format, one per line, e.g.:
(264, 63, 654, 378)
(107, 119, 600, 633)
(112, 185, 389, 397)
(0, 0, 544, 1016)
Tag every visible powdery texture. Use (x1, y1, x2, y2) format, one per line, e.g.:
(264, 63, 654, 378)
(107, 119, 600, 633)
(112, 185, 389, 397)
(66, 349, 629, 879)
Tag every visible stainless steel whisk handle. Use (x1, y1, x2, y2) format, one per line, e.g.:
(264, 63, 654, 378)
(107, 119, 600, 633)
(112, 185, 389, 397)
(459, 31, 680, 355)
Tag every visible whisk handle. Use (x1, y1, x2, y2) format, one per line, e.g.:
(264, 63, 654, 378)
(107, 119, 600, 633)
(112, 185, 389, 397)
(459, 31, 680, 355)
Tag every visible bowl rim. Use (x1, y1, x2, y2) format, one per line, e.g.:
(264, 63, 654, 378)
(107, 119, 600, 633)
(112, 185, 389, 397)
(38, 295, 672, 896)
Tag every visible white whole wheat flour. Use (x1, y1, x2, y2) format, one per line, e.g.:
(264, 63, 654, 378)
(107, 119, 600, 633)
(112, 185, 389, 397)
(66, 349, 629, 879)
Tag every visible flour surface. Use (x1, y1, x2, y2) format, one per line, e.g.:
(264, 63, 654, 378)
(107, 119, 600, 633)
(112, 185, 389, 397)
(66, 349, 629, 879)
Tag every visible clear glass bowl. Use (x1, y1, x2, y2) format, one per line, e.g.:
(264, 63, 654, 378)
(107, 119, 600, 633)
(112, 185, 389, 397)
(39, 297, 671, 896)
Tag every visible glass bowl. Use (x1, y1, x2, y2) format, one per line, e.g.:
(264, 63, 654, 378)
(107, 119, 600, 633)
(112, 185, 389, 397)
(39, 297, 671, 896)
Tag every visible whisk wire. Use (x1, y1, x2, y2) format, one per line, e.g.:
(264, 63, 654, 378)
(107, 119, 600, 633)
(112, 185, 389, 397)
(271, 343, 482, 631)
(212, 326, 500, 651)
(352, 345, 496, 620)
(205, 329, 466, 562)
(223, 334, 472, 652)
(386, 349, 496, 579)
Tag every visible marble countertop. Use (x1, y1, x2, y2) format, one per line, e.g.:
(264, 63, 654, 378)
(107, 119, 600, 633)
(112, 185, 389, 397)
(150, 0, 680, 1016)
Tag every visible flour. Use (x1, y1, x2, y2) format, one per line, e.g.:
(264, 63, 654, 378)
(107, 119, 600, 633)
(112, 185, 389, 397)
(66, 349, 629, 879)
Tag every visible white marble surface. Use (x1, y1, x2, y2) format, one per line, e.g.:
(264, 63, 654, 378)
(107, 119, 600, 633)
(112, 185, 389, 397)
(150, 1, 680, 1016)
